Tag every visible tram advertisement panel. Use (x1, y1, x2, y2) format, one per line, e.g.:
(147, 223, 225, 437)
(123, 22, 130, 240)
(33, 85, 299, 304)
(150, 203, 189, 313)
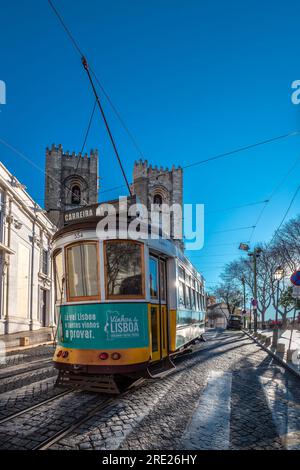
(58, 303, 149, 349)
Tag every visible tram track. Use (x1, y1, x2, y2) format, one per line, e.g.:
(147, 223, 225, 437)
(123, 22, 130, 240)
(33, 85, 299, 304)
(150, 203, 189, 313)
(0, 388, 73, 425)
(0, 358, 53, 380)
(0, 377, 146, 450)
(34, 377, 146, 450)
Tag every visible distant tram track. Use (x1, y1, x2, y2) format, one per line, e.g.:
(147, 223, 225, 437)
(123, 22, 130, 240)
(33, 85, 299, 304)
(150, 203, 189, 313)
(0, 358, 53, 380)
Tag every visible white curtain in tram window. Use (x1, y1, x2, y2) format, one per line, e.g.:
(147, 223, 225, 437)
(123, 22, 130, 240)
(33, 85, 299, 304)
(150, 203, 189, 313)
(16, 243, 30, 317)
(84, 244, 98, 296)
(68, 244, 98, 297)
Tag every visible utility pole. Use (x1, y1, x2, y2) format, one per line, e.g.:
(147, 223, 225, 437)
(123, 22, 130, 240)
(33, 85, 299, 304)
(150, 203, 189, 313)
(248, 247, 262, 333)
(272, 266, 284, 348)
(253, 252, 258, 332)
(241, 276, 246, 328)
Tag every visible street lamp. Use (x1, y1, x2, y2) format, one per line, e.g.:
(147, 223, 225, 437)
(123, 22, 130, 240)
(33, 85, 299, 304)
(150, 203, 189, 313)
(272, 266, 284, 348)
(241, 276, 246, 328)
(248, 247, 262, 333)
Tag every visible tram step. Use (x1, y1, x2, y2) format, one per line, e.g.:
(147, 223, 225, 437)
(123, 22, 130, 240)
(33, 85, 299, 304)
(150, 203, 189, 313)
(147, 357, 176, 379)
(55, 371, 120, 394)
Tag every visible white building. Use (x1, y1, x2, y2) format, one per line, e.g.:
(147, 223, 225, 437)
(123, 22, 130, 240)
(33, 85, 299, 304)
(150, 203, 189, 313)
(206, 302, 230, 328)
(0, 162, 56, 335)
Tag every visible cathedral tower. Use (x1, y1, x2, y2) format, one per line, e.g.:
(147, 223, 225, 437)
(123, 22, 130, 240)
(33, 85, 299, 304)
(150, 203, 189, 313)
(132, 160, 183, 250)
(44, 144, 98, 225)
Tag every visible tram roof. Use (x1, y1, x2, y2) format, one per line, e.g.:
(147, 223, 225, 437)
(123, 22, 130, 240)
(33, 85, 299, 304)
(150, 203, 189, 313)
(52, 197, 205, 285)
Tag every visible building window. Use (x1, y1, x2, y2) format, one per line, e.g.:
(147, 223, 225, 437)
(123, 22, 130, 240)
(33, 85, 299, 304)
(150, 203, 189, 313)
(71, 185, 81, 205)
(66, 242, 100, 301)
(0, 191, 3, 242)
(105, 240, 144, 298)
(153, 194, 162, 207)
(42, 249, 49, 275)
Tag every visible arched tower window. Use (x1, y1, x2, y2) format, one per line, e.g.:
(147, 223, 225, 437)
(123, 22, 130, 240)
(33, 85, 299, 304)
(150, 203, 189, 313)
(71, 185, 81, 205)
(153, 194, 163, 207)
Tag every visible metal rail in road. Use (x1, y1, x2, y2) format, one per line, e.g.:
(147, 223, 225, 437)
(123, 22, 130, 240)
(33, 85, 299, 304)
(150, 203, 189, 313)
(0, 358, 52, 380)
(34, 378, 146, 450)
(0, 388, 72, 425)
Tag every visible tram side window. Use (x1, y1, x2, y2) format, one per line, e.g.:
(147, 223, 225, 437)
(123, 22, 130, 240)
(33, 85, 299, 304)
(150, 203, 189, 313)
(185, 275, 192, 309)
(178, 265, 185, 308)
(149, 257, 158, 299)
(66, 243, 99, 300)
(54, 250, 64, 302)
(191, 278, 196, 310)
(159, 260, 166, 302)
(194, 281, 199, 311)
(105, 241, 144, 298)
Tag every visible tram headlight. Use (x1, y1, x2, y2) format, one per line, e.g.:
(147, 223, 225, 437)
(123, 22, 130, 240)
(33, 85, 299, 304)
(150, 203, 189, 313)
(62, 351, 69, 358)
(99, 352, 109, 360)
(111, 352, 121, 360)
(57, 350, 62, 357)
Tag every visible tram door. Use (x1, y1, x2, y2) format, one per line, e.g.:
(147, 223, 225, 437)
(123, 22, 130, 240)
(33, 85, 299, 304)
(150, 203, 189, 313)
(149, 256, 168, 361)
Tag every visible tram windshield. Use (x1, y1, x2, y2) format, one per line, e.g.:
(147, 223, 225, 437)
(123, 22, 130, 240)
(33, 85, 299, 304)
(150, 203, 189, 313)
(66, 242, 99, 300)
(105, 240, 144, 298)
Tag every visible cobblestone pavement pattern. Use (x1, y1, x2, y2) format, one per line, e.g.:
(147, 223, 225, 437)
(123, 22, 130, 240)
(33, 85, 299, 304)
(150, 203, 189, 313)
(1, 331, 300, 450)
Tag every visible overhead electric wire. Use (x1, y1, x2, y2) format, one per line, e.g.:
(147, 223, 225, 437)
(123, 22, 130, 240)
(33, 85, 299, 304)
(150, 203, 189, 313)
(81, 57, 132, 195)
(270, 183, 300, 243)
(98, 132, 300, 197)
(207, 199, 269, 214)
(0, 138, 88, 207)
(47, 0, 144, 160)
(47, 0, 132, 196)
(182, 130, 300, 169)
(248, 153, 300, 243)
(80, 99, 97, 155)
(63, 98, 98, 202)
(248, 200, 269, 243)
(213, 225, 255, 234)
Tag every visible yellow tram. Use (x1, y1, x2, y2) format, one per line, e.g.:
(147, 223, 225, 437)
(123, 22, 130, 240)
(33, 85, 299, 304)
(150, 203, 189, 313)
(52, 198, 206, 392)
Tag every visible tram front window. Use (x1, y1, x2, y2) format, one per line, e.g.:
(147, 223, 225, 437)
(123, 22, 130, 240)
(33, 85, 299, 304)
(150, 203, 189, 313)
(105, 241, 144, 298)
(66, 242, 99, 300)
(54, 250, 64, 302)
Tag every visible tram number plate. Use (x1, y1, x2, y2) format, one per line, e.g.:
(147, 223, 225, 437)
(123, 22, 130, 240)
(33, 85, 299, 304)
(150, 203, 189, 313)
(74, 231, 83, 240)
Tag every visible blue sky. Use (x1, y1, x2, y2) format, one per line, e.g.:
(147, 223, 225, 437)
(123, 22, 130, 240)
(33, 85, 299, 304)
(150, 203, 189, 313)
(1, 0, 300, 292)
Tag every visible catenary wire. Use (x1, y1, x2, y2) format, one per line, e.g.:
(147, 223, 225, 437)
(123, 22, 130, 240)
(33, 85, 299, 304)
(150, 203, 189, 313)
(47, 0, 144, 160)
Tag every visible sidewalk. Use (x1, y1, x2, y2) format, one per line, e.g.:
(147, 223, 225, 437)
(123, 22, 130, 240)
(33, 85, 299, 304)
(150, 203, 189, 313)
(0, 327, 54, 352)
(245, 328, 300, 379)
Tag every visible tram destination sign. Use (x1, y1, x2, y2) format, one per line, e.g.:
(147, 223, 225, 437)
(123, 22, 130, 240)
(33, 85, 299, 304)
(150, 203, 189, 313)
(64, 206, 97, 224)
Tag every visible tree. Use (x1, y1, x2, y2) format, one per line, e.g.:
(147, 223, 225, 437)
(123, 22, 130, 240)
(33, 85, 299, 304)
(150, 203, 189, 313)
(213, 282, 243, 316)
(272, 215, 300, 273)
(222, 244, 274, 327)
(278, 286, 294, 327)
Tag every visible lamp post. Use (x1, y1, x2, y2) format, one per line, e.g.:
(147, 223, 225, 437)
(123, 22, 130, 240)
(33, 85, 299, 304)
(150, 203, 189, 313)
(241, 276, 246, 328)
(272, 266, 284, 348)
(248, 247, 262, 333)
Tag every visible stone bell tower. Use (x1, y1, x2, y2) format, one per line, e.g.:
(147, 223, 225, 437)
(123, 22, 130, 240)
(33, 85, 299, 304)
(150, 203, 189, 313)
(132, 160, 184, 250)
(44, 144, 98, 226)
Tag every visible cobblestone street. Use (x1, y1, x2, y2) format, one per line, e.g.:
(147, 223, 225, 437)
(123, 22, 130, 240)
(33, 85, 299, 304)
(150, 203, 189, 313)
(0, 330, 300, 450)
